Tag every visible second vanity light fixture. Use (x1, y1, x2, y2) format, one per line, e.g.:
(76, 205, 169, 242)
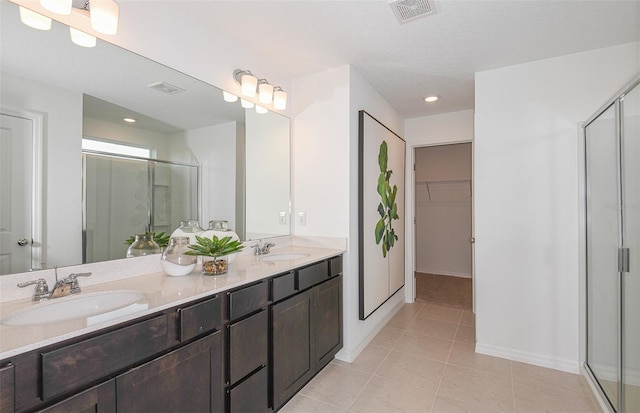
(231, 69, 288, 111)
(19, 0, 120, 48)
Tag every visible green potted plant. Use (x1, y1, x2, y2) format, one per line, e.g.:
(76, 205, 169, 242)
(185, 235, 244, 275)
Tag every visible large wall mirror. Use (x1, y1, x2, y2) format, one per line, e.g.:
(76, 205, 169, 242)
(0, 0, 291, 275)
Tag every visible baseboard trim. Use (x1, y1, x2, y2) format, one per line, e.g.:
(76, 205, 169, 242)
(335, 300, 405, 363)
(475, 342, 580, 374)
(415, 269, 471, 279)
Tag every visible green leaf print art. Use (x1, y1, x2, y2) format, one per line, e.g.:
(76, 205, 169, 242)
(375, 140, 399, 258)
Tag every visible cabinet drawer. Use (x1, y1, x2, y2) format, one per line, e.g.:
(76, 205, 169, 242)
(228, 366, 268, 413)
(179, 295, 221, 342)
(271, 271, 296, 302)
(297, 261, 329, 291)
(329, 255, 343, 277)
(228, 310, 268, 385)
(228, 282, 268, 321)
(41, 315, 168, 401)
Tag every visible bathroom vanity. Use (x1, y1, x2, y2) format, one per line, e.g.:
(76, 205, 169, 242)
(0, 249, 343, 412)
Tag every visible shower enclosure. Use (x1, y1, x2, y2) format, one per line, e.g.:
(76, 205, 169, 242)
(584, 74, 639, 413)
(82, 151, 198, 263)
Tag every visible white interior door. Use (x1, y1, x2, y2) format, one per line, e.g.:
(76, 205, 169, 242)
(0, 113, 33, 274)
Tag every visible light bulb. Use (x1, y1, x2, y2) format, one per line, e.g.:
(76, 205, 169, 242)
(241, 74, 257, 97)
(90, 0, 120, 35)
(19, 7, 51, 30)
(240, 99, 254, 109)
(223, 91, 238, 103)
(424, 95, 439, 103)
(273, 89, 287, 110)
(258, 82, 273, 104)
(40, 0, 72, 15)
(70, 27, 97, 47)
(255, 105, 268, 114)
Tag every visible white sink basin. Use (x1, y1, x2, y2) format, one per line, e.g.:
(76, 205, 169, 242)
(2, 290, 146, 327)
(261, 252, 310, 262)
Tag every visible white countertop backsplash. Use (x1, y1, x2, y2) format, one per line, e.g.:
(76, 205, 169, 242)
(0, 236, 346, 360)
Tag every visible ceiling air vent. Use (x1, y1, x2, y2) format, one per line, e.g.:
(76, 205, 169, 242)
(389, 0, 437, 24)
(147, 81, 185, 95)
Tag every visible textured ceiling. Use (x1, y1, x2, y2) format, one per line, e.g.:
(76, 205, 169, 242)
(158, 0, 640, 119)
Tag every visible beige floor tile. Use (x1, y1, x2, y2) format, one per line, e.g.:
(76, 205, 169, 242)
(375, 350, 445, 390)
(513, 380, 598, 413)
(459, 311, 475, 327)
(408, 317, 459, 341)
(417, 304, 463, 324)
(432, 395, 508, 413)
(394, 331, 454, 362)
(332, 345, 390, 374)
(454, 325, 475, 344)
(348, 374, 438, 413)
(299, 363, 372, 410)
(447, 341, 512, 376)
(280, 393, 347, 413)
(388, 304, 424, 329)
(511, 361, 588, 395)
(370, 326, 405, 349)
(438, 364, 515, 412)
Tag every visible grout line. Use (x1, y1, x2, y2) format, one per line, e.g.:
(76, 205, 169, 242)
(510, 360, 516, 412)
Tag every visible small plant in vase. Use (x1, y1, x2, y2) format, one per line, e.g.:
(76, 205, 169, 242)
(185, 235, 244, 275)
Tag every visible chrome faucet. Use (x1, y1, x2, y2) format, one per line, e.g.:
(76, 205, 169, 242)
(17, 268, 92, 301)
(251, 241, 275, 256)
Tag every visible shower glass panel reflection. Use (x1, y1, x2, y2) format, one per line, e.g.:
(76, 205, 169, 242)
(83, 152, 198, 263)
(584, 75, 640, 413)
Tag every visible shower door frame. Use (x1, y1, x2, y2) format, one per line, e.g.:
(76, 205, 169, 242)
(583, 73, 640, 413)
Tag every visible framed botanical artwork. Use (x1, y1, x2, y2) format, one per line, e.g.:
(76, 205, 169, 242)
(358, 110, 406, 320)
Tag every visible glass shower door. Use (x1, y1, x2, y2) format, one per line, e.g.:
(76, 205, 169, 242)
(585, 102, 621, 411)
(621, 81, 639, 413)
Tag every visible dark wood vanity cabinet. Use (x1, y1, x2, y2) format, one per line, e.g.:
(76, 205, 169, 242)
(0, 255, 343, 413)
(271, 256, 343, 411)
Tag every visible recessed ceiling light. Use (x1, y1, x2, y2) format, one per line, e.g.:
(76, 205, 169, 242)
(123, 117, 136, 123)
(424, 95, 439, 103)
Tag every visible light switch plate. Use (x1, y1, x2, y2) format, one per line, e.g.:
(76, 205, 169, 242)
(279, 211, 286, 225)
(297, 212, 306, 225)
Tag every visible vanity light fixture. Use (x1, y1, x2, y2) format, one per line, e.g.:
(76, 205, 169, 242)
(273, 87, 287, 111)
(258, 80, 273, 104)
(255, 105, 268, 114)
(223, 91, 238, 103)
(233, 68, 287, 110)
(424, 95, 440, 103)
(19, 6, 52, 30)
(19, 0, 120, 42)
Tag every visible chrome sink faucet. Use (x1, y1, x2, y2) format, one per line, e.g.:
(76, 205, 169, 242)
(17, 267, 92, 301)
(251, 241, 275, 256)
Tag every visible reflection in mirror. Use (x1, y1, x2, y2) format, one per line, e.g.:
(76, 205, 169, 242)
(0, 0, 291, 275)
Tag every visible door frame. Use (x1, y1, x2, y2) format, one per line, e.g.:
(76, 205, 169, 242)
(1, 107, 44, 271)
(405, 139, 474, 310)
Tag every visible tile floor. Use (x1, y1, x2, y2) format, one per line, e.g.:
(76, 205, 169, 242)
(415, 273, 472, 310)
(281, 301, 601, 413)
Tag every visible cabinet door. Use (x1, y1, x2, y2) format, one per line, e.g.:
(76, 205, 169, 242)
(0, 364, 14, 413)
(228, 310, 268, 385)
(314, 275, 343, 369)
(228, 367, 268, 413)
(37, 380, 115, 413)
(116, 331, 223, 413)
(271, 289, 314, 410)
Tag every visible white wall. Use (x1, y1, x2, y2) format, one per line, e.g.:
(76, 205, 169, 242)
(292, 65, 405, 361)
(474, 42, 640, 373)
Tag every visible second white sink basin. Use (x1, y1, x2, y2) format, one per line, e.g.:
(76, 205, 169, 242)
(2, 290, 146, 327)
(261, 252, 310, 262)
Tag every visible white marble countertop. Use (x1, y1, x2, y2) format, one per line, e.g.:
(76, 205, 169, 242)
(0, 245, 344, 360)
